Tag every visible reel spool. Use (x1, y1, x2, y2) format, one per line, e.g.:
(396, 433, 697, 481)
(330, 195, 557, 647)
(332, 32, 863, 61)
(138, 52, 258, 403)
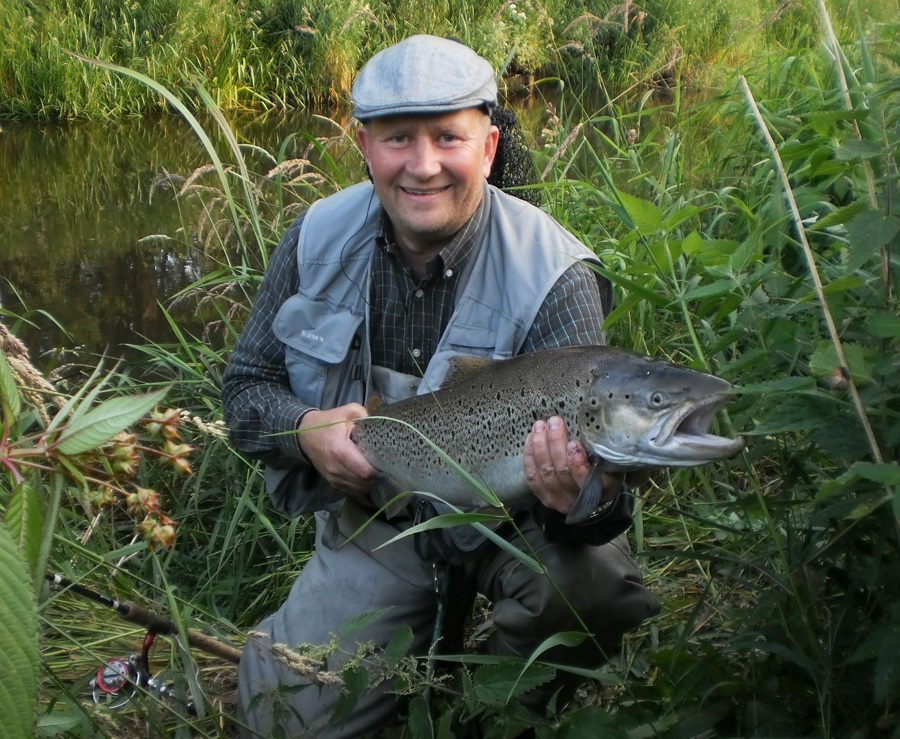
(89, 656, 141, 710)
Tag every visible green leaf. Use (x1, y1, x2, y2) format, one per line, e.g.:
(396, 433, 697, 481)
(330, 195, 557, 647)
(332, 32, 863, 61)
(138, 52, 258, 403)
(616, 191, 664, 235)
(377, 508, 544, 574)
(0, 523, 40, 739)
(867, 311, 900, 339)
(56, 387, 167, 455)
(407, 696, 434, 739)
(555, 706, 626, 738)
(809, 341, 875, 386)
(680, 279, 738, 302)
(35, 709, 84, 737)
(834, 138, 883, 161)
(0, 348, 21, 420)
(734, 377, 816, 394)
(807, 201, 866, 231)
(338, 607, 395, 637)
(331, 665, 368, 724)
(817, 462, 900, 502)
(512, 631, 588, 703)
(681, 230, 705, 257)
(845, 209, 900, 270)
(384, 626, 414, 667)
(3, 482, 43, 575)
(473, 660, 556, 705)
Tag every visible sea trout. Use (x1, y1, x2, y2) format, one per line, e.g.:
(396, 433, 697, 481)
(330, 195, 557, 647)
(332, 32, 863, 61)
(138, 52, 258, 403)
(350, 345, 745, 524)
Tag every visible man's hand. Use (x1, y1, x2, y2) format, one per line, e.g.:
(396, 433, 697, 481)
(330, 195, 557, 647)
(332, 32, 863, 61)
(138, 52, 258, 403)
(523, 416, 624, 517)
(298, 405, 376, 497)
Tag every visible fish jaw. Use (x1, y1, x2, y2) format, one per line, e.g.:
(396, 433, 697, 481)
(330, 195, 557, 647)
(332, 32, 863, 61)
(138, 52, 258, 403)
(579, 359, 745, 469)
(639, 393, 745, 465)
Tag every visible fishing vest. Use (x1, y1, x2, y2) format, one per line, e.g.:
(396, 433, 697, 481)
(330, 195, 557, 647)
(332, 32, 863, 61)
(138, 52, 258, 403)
(266, 181, 603, 517)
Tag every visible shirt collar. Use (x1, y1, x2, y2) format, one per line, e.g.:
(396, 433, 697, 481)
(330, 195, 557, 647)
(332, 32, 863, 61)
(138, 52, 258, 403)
(375, 185, 489, 283)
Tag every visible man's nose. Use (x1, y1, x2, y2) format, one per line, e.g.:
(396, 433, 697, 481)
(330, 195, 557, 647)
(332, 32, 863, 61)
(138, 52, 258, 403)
(406, 139, 441, 179)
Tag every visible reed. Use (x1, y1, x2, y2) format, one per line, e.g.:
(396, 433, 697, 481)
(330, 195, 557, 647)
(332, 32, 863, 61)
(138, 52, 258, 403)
(1, 0, 898, 736)
(2, 0, 885, 120)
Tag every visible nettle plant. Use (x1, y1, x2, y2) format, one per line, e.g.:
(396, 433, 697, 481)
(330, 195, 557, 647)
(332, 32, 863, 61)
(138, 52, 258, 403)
(0, 332, 191, 737)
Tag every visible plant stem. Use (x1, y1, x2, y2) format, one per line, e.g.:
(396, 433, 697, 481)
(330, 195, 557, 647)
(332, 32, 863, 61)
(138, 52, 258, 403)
(738, 75, 899, 542)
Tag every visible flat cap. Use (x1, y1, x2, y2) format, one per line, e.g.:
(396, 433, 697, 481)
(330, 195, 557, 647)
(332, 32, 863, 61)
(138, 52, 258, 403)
(352, 35, 497, 120)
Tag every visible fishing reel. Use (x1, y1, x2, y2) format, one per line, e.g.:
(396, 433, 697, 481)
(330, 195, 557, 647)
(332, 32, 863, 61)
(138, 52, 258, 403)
(87, 632, 194, 715)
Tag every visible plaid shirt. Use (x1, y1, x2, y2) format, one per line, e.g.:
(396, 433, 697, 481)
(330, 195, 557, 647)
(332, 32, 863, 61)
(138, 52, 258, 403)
(222, 196, 608, 468)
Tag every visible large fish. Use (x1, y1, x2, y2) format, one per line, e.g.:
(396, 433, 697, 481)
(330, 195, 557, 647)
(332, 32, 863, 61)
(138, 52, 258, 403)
(351, 345, 745, 524)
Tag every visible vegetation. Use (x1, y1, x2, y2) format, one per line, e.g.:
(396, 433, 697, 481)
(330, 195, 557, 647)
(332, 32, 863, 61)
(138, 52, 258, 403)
(0, 0, 880, 120)
(1, 0, 898, 737)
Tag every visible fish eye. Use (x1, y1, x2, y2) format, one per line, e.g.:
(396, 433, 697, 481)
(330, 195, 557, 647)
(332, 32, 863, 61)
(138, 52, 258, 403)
(651, 392, 666, 406)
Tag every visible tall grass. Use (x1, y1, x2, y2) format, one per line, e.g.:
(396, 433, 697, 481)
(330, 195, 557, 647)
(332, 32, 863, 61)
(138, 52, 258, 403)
(1, 1, 898, 736)
(2, 0, 887, 120)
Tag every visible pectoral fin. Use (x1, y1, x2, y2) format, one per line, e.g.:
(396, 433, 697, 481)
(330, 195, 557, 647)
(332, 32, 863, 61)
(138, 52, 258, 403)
(565, 461, 604, 525)
(371, 472, 412, 519)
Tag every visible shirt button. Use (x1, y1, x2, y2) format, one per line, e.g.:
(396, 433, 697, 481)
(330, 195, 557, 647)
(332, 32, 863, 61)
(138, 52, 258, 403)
(445, 269, 454, 278)
(415, 288, 424, 298)
(411, 348, 421, 358)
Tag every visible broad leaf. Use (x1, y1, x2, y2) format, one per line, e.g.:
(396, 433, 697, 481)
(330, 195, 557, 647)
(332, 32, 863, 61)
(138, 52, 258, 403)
(4, 482, 43, 575)
(555, 706, 626, 738)
(616, 191, 664, 235)
(384, 626, 414, 668)
(0, 523, 40, 739)
(406, 696, 434, 739)
(56, 387, 167, 455)
(809, 341, 876, 386)
(835, 138, 883, 161)
(0, 348, 21, 420)
(473, 660, 555, 705)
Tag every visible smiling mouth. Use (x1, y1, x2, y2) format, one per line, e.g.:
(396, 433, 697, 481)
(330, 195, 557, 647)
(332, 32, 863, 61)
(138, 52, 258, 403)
(401, 185, 450, 196)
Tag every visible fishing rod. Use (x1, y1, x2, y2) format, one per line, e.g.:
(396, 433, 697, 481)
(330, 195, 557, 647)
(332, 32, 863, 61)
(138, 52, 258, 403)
(46, 572, 242, 712)
(46, 572, 242, 664)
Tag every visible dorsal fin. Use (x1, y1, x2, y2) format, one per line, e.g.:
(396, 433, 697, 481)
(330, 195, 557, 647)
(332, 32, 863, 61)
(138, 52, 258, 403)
(443, 355, 498, 386)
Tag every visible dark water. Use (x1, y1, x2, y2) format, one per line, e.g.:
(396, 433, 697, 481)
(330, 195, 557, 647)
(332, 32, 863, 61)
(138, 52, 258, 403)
(0, 92, 577, 370)
(0, 110, 351, 369)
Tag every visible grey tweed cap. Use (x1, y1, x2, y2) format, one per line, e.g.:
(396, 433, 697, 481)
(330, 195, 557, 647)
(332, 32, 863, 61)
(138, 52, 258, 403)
(352, 35, 497, 120)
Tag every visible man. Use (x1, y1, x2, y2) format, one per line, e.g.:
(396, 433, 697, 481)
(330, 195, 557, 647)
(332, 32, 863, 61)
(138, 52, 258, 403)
(222, 35, 659, 737)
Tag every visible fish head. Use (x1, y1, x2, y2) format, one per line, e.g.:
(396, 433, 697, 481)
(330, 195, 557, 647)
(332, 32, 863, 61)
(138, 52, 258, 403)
(577, 353, 745, 469)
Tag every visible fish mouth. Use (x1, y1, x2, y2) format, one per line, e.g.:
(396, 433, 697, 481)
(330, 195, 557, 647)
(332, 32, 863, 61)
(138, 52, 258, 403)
(649, 394, 745, 462)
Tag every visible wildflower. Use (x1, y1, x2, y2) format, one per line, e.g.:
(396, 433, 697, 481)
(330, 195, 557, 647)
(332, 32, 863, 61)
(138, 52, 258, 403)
(145, 408, 183, 440)
(164, 440, 193, 475)
(126, 487, 160, 516)
(111, 432, 139, 476)
(152, 523, 176, 549)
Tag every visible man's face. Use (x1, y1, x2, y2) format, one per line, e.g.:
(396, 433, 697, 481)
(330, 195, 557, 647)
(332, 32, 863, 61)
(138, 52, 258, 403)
(357, 109, 499, 256)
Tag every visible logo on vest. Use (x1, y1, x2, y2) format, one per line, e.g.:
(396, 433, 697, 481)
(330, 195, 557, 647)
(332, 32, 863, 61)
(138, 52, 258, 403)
(300, 330, 324, 343)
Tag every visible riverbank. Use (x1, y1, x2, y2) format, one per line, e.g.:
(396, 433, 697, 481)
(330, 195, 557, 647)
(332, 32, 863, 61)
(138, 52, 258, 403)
(0, 0, 878, 120)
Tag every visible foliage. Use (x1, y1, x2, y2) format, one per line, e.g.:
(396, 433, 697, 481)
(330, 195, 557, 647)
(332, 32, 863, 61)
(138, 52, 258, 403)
(0, 338, 213, 734)
(2, 0, 899, 737)
(2, 0, 891, 120)
(0, 521, 40, 738)
(528, 4, 900, 735)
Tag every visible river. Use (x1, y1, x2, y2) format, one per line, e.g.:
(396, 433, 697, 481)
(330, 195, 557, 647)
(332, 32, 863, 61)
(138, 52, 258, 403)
(0, 109, 355, 371)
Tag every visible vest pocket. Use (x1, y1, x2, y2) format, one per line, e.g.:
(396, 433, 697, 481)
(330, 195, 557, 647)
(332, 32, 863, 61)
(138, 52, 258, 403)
(273, 294, 365, 407)
(442, 323, 513, 359)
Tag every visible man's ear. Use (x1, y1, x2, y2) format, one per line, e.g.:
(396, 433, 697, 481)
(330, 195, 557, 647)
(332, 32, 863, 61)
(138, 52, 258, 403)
(356, 125, 370, 162)
(483, 125, 500, 178)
